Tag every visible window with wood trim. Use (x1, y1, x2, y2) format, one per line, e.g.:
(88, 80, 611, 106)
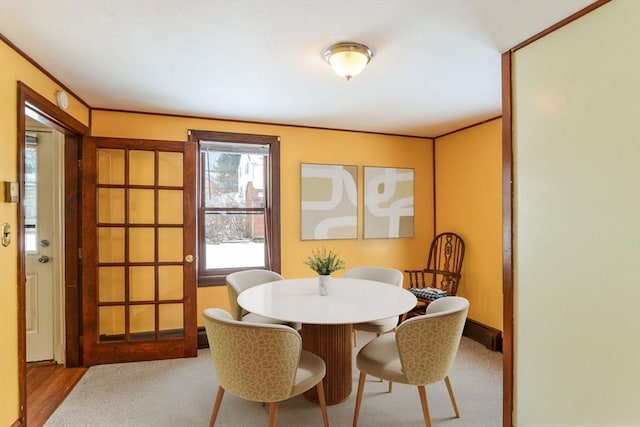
(189, 130, 281, 286)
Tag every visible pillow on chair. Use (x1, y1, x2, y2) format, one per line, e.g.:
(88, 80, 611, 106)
(407, 287, 448, 301)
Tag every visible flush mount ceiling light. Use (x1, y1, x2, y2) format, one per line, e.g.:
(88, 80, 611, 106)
(322, 42, 373, 81)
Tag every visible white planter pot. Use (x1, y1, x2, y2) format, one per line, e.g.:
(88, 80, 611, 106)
(318, 275, 330, 296)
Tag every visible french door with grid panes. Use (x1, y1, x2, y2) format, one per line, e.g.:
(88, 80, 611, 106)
(82, 137, 197, 365)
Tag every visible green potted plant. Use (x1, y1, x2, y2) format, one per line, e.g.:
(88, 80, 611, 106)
(304, 248, 346, 295)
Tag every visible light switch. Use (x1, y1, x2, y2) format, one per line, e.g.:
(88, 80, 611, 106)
(4, 182, 18, 203)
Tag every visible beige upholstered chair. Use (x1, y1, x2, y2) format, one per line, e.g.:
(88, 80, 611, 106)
(203, 308, 329, 427)
(352, 296, 469, 427)
(226, 269, 301, 330)
(344, 266, 405, 346)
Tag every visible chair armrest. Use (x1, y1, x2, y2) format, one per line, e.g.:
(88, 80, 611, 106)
(404, 269, 427, 287)
(421, 269, 461, 295)
(422, 268, 461, 279)
(405, 269, 462, 295)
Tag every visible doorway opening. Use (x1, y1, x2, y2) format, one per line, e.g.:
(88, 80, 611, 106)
(24, 118, 65, 365)
(17, 82, 88, 426)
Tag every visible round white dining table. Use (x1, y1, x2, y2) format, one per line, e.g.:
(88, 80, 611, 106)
(238, 277, 417, 404)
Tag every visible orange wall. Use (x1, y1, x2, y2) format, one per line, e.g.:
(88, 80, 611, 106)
(91, 110, 435, 325)
(435, 119, 503, 330)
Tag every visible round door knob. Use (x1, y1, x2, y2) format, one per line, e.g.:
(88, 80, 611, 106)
(38, 255, 50, 263)
(185, 254, 194, 263)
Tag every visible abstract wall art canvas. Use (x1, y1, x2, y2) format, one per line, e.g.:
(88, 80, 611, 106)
(364, 166, 414, 239)
(300, 163, 357, 240)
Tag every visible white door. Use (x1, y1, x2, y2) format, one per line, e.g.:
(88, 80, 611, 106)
(25, 125, 64, 363)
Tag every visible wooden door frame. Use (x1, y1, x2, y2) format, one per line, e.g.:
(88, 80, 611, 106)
(17, 82, 89, 424)
(501, 3, 610, 425)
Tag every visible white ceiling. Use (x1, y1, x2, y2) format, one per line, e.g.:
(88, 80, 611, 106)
(0, 0, 595, 138)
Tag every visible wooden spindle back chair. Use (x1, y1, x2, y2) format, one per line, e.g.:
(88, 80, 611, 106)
(404, 232, 465, 314)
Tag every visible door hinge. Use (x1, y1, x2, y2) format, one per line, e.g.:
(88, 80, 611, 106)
(78, 247, 82, 259)
(78, 159, 82, 171)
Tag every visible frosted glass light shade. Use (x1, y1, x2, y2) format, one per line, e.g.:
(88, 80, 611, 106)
(323, 42, 373, 80)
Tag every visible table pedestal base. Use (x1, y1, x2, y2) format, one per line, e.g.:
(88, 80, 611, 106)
(301, 323, 352, 405)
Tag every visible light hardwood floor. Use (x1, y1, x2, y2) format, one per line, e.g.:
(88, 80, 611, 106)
(27, 362, 87, 427)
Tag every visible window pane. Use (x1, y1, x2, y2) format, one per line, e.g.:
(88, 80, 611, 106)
(158, 227, 183, 262)
(98, 267, 125, 302)
(159, 303, 183, 332)
(158, 190, 183, 224)
(98, 306, 124, 339)
(202, 152, 265, 209)
(129, 228, 155, 262)
(130, 305, 155, 338)
(205, 240, 265, 269)
(158, 152, 183, 187)
(129, 150, 155, 186)
(98, 188, 125, 224)
(98, 227, 125, 263)
(98, 149, 125, 185)
(129, 189, 155, 224)
(24, 143, 37, 252)
(204, 212, 265, 269)
(159, 266, 183, 300)
(130, 266, 155, 301)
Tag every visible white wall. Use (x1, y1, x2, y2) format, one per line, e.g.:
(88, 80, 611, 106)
(512, 1, 640, 425)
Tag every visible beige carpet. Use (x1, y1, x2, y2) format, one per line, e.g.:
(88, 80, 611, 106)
(45, 333, 502, 426)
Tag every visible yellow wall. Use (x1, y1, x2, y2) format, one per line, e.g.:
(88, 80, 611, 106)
(91, 110, 434, 326)
(512, 1, 640, 424)
(0, 38, 89, 426)
(435, 119, 503, 330)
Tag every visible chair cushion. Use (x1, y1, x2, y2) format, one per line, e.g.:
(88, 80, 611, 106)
(290, 350, 326, 397)
(408, 287, 448, 301)
(356, 333, 408, 384)
(353, 316, 398, 334)
(241, 312, 302, 330)
(242, 312, 285, 324)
